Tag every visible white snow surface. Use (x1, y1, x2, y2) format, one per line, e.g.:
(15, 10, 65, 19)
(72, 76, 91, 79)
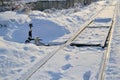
(0, 0, 119, 80)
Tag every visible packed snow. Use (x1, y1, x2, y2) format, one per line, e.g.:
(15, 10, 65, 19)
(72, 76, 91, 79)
(0, 0, 119, 80)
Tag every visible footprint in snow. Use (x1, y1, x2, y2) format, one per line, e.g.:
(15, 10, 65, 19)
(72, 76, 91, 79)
(30, 56, 36, 62)
(62, 64, 73, 70)
(83, 71, 91, 80)
(47, 71, 62, 80)
(23, 47, 29, 51)
(65, 54, 71, 61)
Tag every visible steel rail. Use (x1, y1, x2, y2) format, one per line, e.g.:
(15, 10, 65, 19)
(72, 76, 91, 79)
(97, 2, 117, 80)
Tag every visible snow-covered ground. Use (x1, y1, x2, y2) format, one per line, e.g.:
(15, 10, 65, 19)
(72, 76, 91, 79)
(0, 0, 119, 80)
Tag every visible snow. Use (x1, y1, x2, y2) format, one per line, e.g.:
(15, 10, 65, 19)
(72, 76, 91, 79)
(0, 0, 119, 80)
(105, 1, 120, 79)
(29, 46, 104, 80)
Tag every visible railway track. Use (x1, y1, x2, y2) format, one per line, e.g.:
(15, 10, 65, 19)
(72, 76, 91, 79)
(19, 4, 116, 80)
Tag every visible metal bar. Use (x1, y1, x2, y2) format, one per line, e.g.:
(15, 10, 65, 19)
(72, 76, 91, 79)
(70, 43, 101, 47)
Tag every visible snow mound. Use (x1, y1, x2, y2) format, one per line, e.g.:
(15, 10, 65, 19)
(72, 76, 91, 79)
(31, 19, 69, 43)
(0, 11, 69, 43)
